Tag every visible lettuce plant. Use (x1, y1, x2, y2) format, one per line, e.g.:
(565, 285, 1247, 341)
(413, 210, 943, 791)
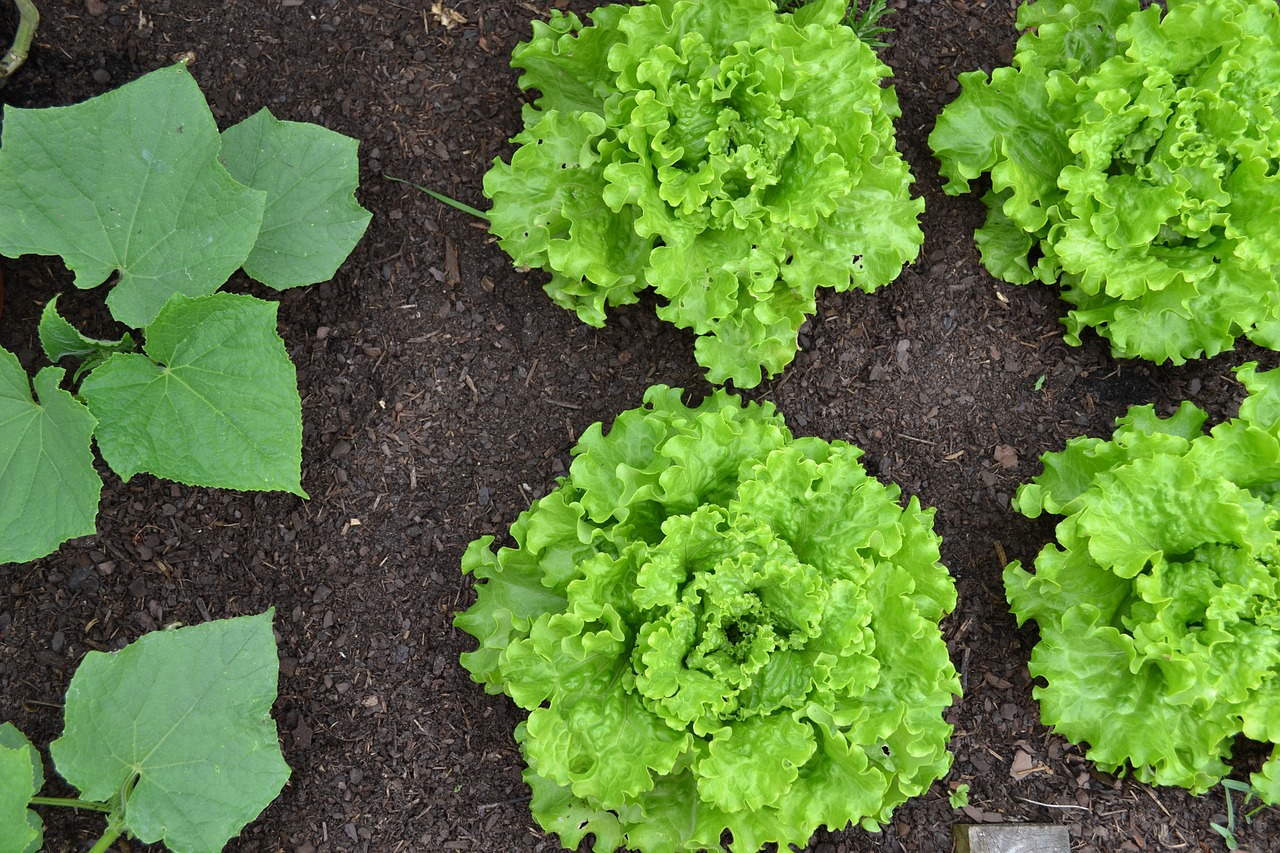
(484, 0, 924, 387)
(456, 386, 960, 852)
(1006, 363, 1280, 802)
(0, 63, 371, 563)
(930, 0, 1280, 364)
(0, 611, 289, 853)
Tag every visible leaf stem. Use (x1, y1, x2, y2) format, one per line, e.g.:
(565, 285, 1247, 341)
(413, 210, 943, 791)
(29, 795, 114, 813)
(0, 0, 40, 80)
(86, 824, 124, 853)
(383, 174, 489, 221)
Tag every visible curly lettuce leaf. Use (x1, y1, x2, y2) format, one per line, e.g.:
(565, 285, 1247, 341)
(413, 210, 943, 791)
(485, 0, 923, 386)
(1006, 364, 1280, 799)
(457, 386, 958, 852)
(931, 0, 1280, 363)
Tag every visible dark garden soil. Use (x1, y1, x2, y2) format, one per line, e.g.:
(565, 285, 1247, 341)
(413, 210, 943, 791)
(2, 1, 1278, 851)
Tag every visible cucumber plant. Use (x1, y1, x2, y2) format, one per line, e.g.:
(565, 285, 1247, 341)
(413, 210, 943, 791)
(0, 611, 290, 853)
(0, 63, 372, 563)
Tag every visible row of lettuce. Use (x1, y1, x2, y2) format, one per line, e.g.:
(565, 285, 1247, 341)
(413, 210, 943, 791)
(4, 0, 1280, 850)
(485, 0, 1280, 386)
(456, 365, 1280, 852)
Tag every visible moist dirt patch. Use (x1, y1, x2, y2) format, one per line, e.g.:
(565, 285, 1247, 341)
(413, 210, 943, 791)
(1, 1, 1276, 851)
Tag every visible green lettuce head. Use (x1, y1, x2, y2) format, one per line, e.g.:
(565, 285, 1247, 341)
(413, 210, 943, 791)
(1006, 364, 1280, 801)
(456, 387, 959, 852)
(930, 0, 1280, 364)
(484, 0, 924, 387)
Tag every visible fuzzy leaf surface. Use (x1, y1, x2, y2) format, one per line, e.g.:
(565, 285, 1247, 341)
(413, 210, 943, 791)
(0, 724, 43, 853)
(0, 348, 100, 564)
(0, 64, 265, 329)
(49, 611, 290, 853)
(80, 292, 305, 496)
(220, 108, 372, 289)
(38, 295, 136, 375)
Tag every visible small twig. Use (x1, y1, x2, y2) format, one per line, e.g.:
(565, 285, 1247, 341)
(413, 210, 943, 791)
(0, 0, 40, 81)
(477, 795, 531, 813)
(543, 397, 583, 410)
(384, 173, 489, 221)
(1141, 784, 1172, 818)
(1013, 796, 1091, 812)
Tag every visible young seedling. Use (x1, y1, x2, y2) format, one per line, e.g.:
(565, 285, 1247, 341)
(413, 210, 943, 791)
(1211, 779, 1270, 850)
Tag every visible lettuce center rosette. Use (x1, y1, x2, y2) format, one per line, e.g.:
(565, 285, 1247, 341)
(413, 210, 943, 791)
(1006, 363, 1280, 802)
(483, 0, 923, 387)
(930, 0, 1280, 364)
(456, 387, 959, 853)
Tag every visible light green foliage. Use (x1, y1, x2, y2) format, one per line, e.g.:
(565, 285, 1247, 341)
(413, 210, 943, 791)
(0, 349, 100, 565)
(949, 783, 970, 809)
(1006, 364, 1280, 799)
(80, 293, 305, 496)
(0, 63, 369, 563)
(484, 0, 923, 386)
(0, 612, 288, 853)
(456, 387, 960, 852)
(930, 0, 1280, 364)
(220, 108, 373, 289)
(0, 724, 43, 853)
(775, 0, 897, 47)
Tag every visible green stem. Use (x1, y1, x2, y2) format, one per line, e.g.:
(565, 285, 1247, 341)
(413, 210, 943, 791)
(1, 0, 39, 80)
(29, 795, 113, 813)
(383, 174, 489, 221)
(86, 824, 124, 853)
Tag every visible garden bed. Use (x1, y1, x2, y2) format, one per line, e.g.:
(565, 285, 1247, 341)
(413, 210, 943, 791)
(1, 0, 1276, 850)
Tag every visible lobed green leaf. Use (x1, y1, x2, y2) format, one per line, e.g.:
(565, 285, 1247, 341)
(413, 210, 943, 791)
(0, 64, 265, 329)
(38, 296, 136, 367)
(0, 348, 101, 564)
(50, 611, 290, 853)
(220, 108, 372, 289)
(80, 292, 306, 496)
(0, 724, 44, 853)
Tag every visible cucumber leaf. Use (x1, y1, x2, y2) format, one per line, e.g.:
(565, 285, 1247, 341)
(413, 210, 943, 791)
(49, 611, 290, 853)
(38, 296, 137, 380)
(0, 348, 101, 564)
(0, 723, 43, 853)
(0, 63, 265, 329)
(220, 108, 372, 289)
(80, 292, 306, 496)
